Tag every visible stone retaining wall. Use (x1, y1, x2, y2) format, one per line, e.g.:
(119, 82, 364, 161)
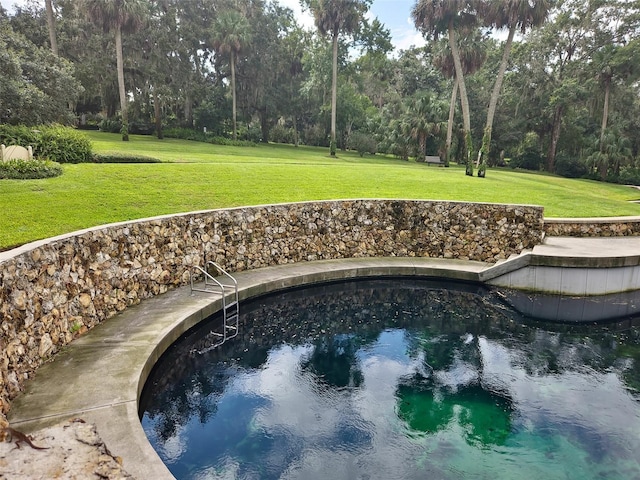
(0, 200, 544, 424)
(544, 216, 640, 236)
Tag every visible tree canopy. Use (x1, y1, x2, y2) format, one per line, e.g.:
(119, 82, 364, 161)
(4, 0, 640, 183)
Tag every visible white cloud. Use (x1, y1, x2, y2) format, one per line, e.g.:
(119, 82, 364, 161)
(1, 0, 29, 12)
(388, 15, 426, 54)
(278, 0, 316, 30)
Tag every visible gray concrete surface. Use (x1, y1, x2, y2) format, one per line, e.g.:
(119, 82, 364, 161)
(481, 236, 640, 295)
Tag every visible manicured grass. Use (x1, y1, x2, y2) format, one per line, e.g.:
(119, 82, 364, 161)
(1, 131, 639, 250)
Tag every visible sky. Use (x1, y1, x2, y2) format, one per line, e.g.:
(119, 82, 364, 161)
(1, 0, 425, 52)
(279, 0, 425, 52)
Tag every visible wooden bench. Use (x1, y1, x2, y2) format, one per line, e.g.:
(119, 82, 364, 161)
(1, 144, 33, 161)
(425, 155, 443, 166)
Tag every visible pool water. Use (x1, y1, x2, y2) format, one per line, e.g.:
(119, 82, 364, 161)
(140, 279, 640, 480)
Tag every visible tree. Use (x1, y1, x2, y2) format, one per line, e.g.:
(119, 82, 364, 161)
(237, 1, 300, 144)
(476, 0, 552, 177)
(305, 0, 371, 156)
(211, 9, 251, 140)
(82, 0, 147, 141)
(45, 0, 58, 55)
(281, 25, 309, 146)
(408, 94, 446, 162)
(589, 36, 640, 152)
(413, 0, 479, 176)
(353, 18, 394, 109)
(0, 16, 80, 125)
(432, 33, 487, 166)
(587, 128, 632, 180)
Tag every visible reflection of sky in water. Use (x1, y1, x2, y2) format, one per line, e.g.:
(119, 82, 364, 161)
(140, 280, 640, 480)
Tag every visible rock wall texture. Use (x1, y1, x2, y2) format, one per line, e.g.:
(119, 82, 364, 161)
(544, 217, 640, 237)
(0, 200, 544, 423)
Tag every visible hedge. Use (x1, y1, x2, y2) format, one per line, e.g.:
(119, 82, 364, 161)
(0, 158, 63, 179)
(0, 124, 93, 163)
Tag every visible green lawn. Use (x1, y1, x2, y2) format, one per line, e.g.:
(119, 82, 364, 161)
(1, 131, 639, 250)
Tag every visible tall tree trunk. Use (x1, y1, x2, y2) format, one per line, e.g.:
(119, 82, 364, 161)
(260, 109, 269, 143)
(183, 92, 193, 127)
(153, 87, 163, 140)
(445, 76, 459, 167)
(330, 31, 338, 156)
(600, 75, 611, 145)
(597, 77, 611, 180)
(477, 26, 517, 177)
(293, 115, 299, 147)
(115, 25, 129, 141)
(547, 104, 563, 172)
(45, 0, 58, 55)
(231, 51, 237, 140)
(448, 24, 472, 176)
(597, 152, 608, 180)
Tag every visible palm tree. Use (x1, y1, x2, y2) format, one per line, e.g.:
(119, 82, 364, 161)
(592, 41, 638, 149)
(409, 95, 447, 162)
(476, 0, 552, 177)
(306, 0, 370, 156)
(83, 0, 148, 141)
(413, 0, 479, 176)
(282, 27, 307, 147)
(587, 129, 632, 180)
(432, 34, 487, 166)
(211, 10, 251, 141)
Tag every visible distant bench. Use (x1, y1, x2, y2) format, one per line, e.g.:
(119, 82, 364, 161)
(425, 155, 443, 166)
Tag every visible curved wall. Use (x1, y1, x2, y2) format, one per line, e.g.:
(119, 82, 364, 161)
(544, 216, 640, 236)
(0, 199, 544, 422)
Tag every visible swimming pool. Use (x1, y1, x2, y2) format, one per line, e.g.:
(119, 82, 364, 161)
(140, 278, 640, 480)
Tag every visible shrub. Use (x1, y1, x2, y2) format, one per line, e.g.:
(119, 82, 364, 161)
(37, 125, 93, 163)
(209, 136, 255, 147)
(555, 154, 588, 178)
(93, 153, 161, 163)
(163, 128, 256, 147)
(164, 127, 207, 142)
(0, 124, 39, 146)
(0, 158, 62, 179)
(302, 124, 327, 147)
(510, 151, 545, 170)
(99, 118, 122, 133)
(128, 122, 155, 135)
(510, 132, 544, 171)
(0, 124, 93, 163)
(238, 123, 262, 143)
(348, 132, 377, 157)
(615, 167, 640, 186)
(270, 124, 296, 145)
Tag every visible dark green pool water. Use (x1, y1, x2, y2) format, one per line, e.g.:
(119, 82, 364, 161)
(140, 279, 640, 480)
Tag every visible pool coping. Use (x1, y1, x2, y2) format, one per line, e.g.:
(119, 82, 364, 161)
(7, 256, 488, 480)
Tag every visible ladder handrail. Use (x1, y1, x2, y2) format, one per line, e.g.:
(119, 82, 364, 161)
(207, 262, 239, 341)
(190, 265, 226, 295)
(205, 261, 238, 302)
(189, 261, 240, 351)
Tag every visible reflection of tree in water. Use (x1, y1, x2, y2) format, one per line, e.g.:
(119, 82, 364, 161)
(141, 359, 234, 442)
(396, 381, 513, 447)
(617, 327, 640, 393)
(300, 334, 366, 389)
(140, 278, 640, 449)
(502, 319, 640, 390)
(397, 329, 513, 448)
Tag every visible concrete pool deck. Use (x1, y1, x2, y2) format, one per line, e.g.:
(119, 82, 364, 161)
(6, 236, 640, 479)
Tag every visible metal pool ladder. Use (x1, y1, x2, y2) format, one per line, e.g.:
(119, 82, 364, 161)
(190, 261, 239, 349)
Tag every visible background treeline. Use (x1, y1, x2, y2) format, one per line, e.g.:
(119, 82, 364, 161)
(2, 0, 640, 183)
